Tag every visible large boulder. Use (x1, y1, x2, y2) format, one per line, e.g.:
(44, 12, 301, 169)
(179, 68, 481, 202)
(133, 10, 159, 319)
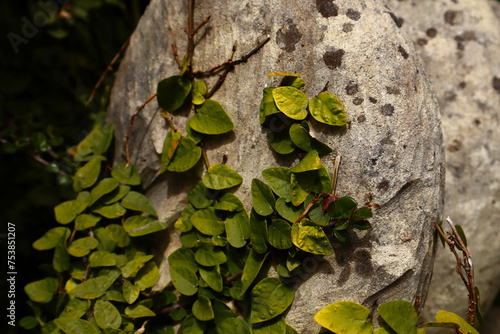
(384, 0, 500, 326)
(107, 0, 445, 331)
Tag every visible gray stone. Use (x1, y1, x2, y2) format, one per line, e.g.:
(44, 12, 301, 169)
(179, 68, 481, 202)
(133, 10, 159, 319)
(107, 0, 444, 332)
(385, 0, 500, 328)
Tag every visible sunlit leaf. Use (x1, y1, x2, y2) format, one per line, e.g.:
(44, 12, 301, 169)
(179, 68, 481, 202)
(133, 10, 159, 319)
(291, 219, 333, 255)
(309, 92, 346, 126)
(290, 150, 322, 173)
(314, 301, 373, 334)
(203, 164, 243, 190)
(192, 81, 207, 105)
(189, 99, 234, 135)
(378, 300, 418, 334)
(272, 86, 308, 120)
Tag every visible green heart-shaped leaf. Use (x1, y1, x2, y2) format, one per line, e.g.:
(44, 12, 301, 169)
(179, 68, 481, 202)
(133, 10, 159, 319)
(189, 99, 234, 135)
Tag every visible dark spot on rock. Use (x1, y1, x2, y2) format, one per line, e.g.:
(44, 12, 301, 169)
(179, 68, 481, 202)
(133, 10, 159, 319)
(493, 76, 500, 94)
(454, 31, 476, 50)
(346, 8, 361, 21)
(403, 144, 407, 149)
(444, 10, 463, 25)
(386, 86, 400, 95)
(386, 11, 404, 28)
(353, 97, 364, 105)
(276, 20, 303, 53)
(447, 139, 462, 152)
(369, 97, 378, 104)
(357, 115, 366, 123)
(474, 119, 481, 126)
(316, 0, 338, 18)
(345, 82, 359, 95)
(444, 91, 457, 102)
(381, 103, 394, 116)
(381, 134, 394, 146)
(398, 45, 409, 59)
(459, 81, 466, 89)
(426, 28, 437, 38)
(323, 49, 345, 70)
(377, 179, 390, 192)
(342, 23, 354, 33)
(347, 121, 352, 129)
(417, 38, 428, 46)
(477, 101, 487, 111)
(371, 158, 377, 166)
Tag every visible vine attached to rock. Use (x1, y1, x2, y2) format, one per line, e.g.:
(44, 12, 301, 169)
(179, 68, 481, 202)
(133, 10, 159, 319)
(21, 1, 483, 333)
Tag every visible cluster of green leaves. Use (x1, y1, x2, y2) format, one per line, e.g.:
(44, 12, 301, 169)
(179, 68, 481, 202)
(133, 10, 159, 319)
(22, 124, 168, 333)
(314, 300, 479, 334)
(260, 71, 346, 155)
(166, 143, 372, 332)
(157, 76, 234, 173)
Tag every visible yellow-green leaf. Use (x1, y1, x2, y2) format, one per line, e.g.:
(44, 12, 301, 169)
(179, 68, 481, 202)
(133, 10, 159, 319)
(272, 86, 308, 120)
(314, 301, 373, 334)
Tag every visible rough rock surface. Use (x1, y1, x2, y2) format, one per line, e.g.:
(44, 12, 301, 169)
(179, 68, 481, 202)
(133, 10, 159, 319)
(490, 0, 500, 20)
(385, 0, 500, 327)
(107, 0, 445, 331)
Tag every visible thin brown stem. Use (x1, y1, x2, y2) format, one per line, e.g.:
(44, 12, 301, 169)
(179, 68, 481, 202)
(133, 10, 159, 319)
(331, 155, 341, 196)
(193, 36, 270, 78)
(434, 218, 477, 325)
(87, 34, 131, 105)
(172, 44, 182, 69)
(186, 0, 195, 73)
(296, 194, 320, 224)
(125, 93, 157, 164)
(226, 271, 243, 284)
(201, 144, 210, 170)
(160, 110, 178, 132)
(0, 138, 69, 175)
(193, 15, 211, 36)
